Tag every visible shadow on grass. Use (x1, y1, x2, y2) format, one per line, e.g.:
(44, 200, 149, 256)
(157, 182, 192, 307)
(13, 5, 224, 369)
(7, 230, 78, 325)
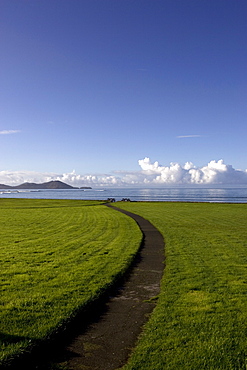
(0, 332, 30, 345)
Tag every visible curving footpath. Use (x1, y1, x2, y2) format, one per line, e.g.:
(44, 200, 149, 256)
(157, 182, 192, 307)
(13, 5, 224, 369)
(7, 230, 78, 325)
(11, 205, 165, 370)
(50, 205, 165, 370)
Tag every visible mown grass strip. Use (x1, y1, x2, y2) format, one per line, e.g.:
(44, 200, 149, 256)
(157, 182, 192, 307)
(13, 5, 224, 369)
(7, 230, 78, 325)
(116, 202, 247, 370)
(0, 199, 142, 365)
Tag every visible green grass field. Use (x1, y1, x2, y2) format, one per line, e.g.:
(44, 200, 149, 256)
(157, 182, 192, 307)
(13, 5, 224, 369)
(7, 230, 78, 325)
(0, 199, 142, 365)
(116, 202, 247, 370)
(1, 199, 247, 369)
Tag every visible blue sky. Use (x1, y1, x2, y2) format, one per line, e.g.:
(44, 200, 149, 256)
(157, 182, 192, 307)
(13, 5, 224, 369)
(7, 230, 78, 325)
(0, 0, 246, 186)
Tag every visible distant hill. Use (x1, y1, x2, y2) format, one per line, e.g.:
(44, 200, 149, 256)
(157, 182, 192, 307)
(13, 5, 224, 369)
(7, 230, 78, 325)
(0, 184, 11, 189)
(0, 180, 91, 190)
(16, 180, 78, 189)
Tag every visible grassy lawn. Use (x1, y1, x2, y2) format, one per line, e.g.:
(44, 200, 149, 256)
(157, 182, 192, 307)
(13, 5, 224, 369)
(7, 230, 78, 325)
(116, 202, 247, 370)
(0, 199, 142, 365)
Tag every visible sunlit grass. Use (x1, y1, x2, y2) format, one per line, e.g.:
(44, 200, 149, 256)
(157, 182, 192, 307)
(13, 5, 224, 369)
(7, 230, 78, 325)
(0, 199, 142, 365)
(117, 202, 247, 370)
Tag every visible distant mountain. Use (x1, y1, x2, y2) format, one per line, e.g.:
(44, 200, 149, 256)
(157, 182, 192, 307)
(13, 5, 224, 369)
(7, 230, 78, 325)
(0, 180, 91, 190)
(16, 180, 78, 189)
(0, 184, 11, 189)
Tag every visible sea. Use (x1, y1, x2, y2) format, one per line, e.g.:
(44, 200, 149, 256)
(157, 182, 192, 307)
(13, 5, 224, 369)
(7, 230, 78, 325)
(1, 186, 247, 203)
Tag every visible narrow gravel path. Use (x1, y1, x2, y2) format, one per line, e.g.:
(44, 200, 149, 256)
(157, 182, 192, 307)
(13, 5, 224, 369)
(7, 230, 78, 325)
(6, 205, 165, 370)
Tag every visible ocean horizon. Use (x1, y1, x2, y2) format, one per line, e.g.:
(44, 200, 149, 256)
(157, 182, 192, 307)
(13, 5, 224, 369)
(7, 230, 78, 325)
(1, 186, 247, 203)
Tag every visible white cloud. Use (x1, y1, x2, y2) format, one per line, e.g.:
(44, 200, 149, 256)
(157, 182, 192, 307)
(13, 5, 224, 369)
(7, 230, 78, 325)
(137, 157, 247, 185)
(177, 135, 203, 138)
(183, 162, 195, 170)
(0, 170, 57, 186)
(1, 158, 247, 187)
(0, 170, 123, 187)
(0, 130, 20, 135)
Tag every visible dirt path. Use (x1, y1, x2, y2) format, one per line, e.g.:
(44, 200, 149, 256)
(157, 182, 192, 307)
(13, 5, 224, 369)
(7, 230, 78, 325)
(7, 205, 165, 370)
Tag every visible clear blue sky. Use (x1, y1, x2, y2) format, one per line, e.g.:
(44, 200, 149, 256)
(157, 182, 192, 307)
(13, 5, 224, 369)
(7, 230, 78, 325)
(0, 0, 246, 185)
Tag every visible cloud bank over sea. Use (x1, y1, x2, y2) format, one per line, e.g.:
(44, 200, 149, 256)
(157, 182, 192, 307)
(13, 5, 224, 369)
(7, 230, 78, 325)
(1, 158, 247, 187)
(137, 158, 247, 185)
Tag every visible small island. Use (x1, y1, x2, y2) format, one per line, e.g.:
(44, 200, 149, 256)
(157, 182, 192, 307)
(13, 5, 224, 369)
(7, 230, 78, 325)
(0, 180, 92, 190)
